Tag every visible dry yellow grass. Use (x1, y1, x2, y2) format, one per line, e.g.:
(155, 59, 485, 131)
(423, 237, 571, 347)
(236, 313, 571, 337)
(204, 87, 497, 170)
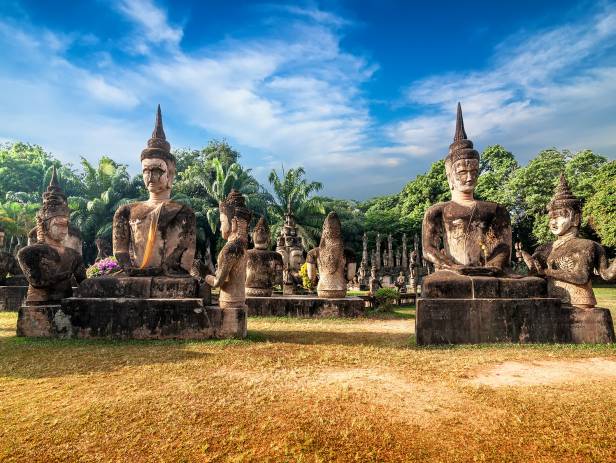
(1, 296, 616, 462)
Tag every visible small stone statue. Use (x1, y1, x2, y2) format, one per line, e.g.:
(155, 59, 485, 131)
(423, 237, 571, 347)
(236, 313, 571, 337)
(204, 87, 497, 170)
(306, 212, 356, 298)
(0, 224, 23, 284)
(276, 209, 305, 294)
(422, 103, 511, 275)
(205, 190, 252, 308)
(113, 105, 196, 276)
(368, 265, 381, 296)
(401, 233, 408, 269)
(246, 216, 283, 296)
(394, 271, 407, 294)
(375, 233, 381, 270)
(17, 167, 86, 304)
(517, 174, 616, 308)
(95, 238, 112, 261)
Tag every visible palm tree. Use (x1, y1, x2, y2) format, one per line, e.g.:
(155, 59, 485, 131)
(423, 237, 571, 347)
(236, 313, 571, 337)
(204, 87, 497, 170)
(268, 166, 325, 249)
(0, 200, 39, 251)
(69, 158, 145, 263)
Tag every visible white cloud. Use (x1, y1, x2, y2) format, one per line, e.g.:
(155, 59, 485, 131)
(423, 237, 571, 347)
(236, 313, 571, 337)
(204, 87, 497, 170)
(387, 5, 616, 163)
(115, 0, 183, 48)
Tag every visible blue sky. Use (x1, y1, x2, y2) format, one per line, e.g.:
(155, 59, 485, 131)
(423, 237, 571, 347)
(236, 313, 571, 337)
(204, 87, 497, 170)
(1, 0, 615, 199)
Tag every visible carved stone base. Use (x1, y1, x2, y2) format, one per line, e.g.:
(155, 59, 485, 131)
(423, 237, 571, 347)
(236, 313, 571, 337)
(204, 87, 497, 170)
(246, 287, 273, 297)
(0, 286, 28, 311)
(417, 298, 616, 345)
(17, 299, 246, 339)
(246, 295, 364, 317)
(568, 307, 615, 343)
(416, 297, 566, 345)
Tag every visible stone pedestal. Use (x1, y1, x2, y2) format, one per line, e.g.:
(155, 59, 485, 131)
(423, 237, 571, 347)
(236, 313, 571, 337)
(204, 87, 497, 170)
(568, 307, 615, 343)
(17, 299, 246, 339)
(0, 286, 28, 311)
(416, 271, 615, 345)
(246, 295, 364, 318)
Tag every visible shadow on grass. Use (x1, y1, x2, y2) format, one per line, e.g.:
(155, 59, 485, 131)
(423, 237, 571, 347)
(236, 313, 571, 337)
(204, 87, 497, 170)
(0, 335, 257, 379)
(248, 329, 415, 348)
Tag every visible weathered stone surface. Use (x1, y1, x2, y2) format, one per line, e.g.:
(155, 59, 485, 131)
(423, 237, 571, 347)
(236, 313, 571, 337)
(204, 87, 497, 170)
(416, 298, 614, 345)
(17, 299, 246, 339)
(205, 190, 250, 309)
(113, 106, 196, 275)
(422, 104, 511, 273)
(417, 297, 566, 345)
(517, 174, 616, 309)
(0, 286, 28, 311)
(17, 167, 86, 304)
(307, 212, 356, 299)
(421, 271, 547, 299)
(246, 295, 364, 318)
(568, 307, 615, 343)
(76, 275, 201, 298)
(246, 216, 283, 297)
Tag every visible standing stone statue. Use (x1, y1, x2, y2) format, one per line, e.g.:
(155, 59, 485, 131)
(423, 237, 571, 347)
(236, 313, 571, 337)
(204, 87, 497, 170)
(306, 212, 356, 298)
(113, 105, 196, 276)
(276, 209, 305, 294)
(387, 234, 394, 268)
(205, 190, 251, 308)
(246, 216, 283, 297)
(395, 248, 401, 268)
(368, 265, 381, 296)
(401, 233, 408, 270)
(375, 233, 381, 271)
(394, 271, 407, 294)
(517, 174, 616, 308)
(0, 225, 23, 284)
(422, 103, 511, 274)
(17, 167, 86, 304)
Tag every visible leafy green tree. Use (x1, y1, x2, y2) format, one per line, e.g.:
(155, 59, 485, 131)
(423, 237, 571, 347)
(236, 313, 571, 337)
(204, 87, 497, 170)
(267, 166, 325, 249)
(0, 200, 39, 251)
(476, 145, 519, 205)
(584, 161, 616, 248)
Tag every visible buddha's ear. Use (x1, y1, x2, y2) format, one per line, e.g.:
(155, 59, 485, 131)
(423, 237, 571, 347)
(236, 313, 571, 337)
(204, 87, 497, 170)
(444, 159, 454, 190)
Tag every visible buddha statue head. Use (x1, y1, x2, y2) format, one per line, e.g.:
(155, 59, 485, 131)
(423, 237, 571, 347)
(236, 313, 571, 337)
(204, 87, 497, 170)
(36, 166, 70, 246)
(547, 174, 582, 237)
(445, 103, 480, 197)
(252, 216, 270, 250)
(141, 105, 176, 200)
(219, 190, 252, 240)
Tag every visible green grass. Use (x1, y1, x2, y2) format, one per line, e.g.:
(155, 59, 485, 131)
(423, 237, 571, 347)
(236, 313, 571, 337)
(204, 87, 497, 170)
(1, 287, 616, 462)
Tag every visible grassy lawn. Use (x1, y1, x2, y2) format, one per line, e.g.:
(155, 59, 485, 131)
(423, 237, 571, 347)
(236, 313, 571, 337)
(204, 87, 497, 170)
(1, 288, 616, 462)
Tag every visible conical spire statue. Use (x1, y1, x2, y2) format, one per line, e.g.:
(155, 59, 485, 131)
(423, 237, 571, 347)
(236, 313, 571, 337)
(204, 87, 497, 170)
(141, 104, 172, 162)
(454, 102, 467, 141)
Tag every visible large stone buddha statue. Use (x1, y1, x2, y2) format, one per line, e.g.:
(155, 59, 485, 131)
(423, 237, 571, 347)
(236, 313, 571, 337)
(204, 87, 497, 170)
(422, 103, 511, 275)
(113, 105, 196, 276)
(17, 168, 86, 304)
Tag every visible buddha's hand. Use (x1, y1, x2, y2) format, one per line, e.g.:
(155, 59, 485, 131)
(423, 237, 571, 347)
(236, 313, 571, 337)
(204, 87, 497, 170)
(205, 274, 216, 287)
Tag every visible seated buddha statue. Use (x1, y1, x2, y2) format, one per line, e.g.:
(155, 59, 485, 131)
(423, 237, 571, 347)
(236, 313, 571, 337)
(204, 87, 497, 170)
(517, 174, 616, 308)
(112, 105, 196, 276)
(422, 103, 512, 277)
(245, 216, 283, 297)
(205, 190, 252, 308)
(307, 212, 356, 298)
(17, 167, 86, 304)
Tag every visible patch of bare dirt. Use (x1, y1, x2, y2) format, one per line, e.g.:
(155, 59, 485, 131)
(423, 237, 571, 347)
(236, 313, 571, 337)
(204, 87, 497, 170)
(470, 358, 616, 387)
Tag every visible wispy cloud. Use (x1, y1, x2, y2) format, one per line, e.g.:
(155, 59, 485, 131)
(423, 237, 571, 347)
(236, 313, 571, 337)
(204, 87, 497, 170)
(386, 4, 616, 162)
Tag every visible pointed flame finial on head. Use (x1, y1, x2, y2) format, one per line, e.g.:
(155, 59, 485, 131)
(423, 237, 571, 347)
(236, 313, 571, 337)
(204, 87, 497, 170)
(454, 102, 467, 142)
(152, 104, 166, 141)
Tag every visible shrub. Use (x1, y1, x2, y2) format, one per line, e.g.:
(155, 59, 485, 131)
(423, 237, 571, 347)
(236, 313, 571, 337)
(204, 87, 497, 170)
(299, 262, 314, 290)
(86, 256, 121, 278)
(374, 287, 399, 312)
